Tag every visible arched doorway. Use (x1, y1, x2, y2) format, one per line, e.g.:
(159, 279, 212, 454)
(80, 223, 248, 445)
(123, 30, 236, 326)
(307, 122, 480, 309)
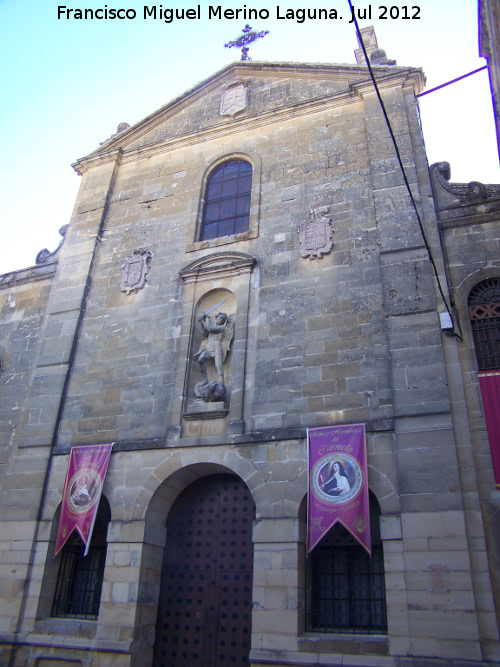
(153, 473, 255, 667)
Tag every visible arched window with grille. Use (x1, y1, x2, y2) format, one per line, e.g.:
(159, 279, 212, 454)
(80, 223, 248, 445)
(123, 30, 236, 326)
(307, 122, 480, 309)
(307, 493, 387, 634)
(51, 496, 110, 620)
(199, 159, 252, 241)
(468, 277, 500, 371)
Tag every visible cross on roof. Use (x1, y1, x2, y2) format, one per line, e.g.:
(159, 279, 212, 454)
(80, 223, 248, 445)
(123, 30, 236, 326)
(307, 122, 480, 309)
(224, 25, 269, 61)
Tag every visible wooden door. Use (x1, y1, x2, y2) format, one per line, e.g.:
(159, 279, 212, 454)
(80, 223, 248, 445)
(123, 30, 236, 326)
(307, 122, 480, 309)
(154, 474, 254, 667)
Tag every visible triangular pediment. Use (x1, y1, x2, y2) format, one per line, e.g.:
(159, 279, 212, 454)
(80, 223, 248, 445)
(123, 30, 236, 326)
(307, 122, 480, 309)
(72, 61, 424, 174)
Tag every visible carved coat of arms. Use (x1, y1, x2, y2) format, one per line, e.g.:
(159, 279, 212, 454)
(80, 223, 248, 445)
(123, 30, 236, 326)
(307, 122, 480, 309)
(120, 249, 152, 294)
(298, 207, 333, 259)
(220, 83, 247, 117)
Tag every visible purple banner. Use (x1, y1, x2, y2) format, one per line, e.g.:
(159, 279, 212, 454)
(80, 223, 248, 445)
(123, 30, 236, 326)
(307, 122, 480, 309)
(307, 424, 370, 555)
(478, 372, 500, 488)
(55, 444, 113, 556)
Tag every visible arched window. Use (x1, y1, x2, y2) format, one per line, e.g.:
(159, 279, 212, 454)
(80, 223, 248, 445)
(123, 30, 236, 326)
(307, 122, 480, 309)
(51, 496, 110, 620)
(200, 159, 252, 241)
(468, 278, 500, 371)
(307, 493, 387, 634)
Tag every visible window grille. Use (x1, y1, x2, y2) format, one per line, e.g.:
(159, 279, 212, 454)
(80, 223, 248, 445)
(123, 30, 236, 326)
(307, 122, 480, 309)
(200, 160, 252, 241)
(52, 498, 109, 619)
(468, 278, 500, 371)
(307, 496, 387, 634)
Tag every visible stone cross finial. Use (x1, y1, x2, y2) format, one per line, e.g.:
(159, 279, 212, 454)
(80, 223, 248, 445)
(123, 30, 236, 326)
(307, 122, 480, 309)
(224, 25, 269, 61)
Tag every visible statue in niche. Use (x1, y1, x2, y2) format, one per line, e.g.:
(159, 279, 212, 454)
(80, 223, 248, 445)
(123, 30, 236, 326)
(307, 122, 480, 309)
(194, 309, 235, 403)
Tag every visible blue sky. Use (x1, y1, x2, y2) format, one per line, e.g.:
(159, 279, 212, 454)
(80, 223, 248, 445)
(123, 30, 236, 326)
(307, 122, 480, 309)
(0, 0, 498, 273)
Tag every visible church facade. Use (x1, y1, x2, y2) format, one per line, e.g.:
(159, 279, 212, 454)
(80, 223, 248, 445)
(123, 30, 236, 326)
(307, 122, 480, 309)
(1, 52, 500, 667)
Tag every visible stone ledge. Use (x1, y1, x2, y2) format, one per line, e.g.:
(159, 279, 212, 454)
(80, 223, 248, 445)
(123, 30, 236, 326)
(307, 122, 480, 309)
(0, 261, 57, 288)
(16, 633, 132, 654)
(298, 633, 389, 657)
(249, 647, 497, 666)
(51, 418, 395, 455)
(250, 646, 394, 665)
(183, 401, 229, 420)
(185, 230, 258, 254)
(32, 618, 97, 640)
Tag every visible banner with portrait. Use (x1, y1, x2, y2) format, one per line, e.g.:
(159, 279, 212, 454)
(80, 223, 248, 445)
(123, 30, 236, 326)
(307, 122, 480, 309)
(307, 424, 370, 555)
(55, 443, 113, 556)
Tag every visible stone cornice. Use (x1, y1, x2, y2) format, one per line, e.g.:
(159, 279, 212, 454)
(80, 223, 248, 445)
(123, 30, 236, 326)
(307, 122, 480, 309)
(72, 148, 123, 176)
(51, 416, 395, 455)
(72, 63, 424, 174)
(0, 260, 57, 289)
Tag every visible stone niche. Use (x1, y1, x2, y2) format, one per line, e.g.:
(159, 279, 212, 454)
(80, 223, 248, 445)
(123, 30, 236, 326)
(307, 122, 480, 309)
(186, 288, 236, 416)
(179, 251, 255, 439)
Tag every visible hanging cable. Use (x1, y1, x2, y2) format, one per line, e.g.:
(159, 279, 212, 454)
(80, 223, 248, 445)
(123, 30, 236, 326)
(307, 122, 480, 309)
(347, 0, 457, 333)
(417, 66, 487, 98)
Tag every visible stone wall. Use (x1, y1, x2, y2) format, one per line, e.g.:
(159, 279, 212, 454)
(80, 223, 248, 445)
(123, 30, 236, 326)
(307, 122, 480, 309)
(431, 161, 500, 660)
(0, 265, 56, 659)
